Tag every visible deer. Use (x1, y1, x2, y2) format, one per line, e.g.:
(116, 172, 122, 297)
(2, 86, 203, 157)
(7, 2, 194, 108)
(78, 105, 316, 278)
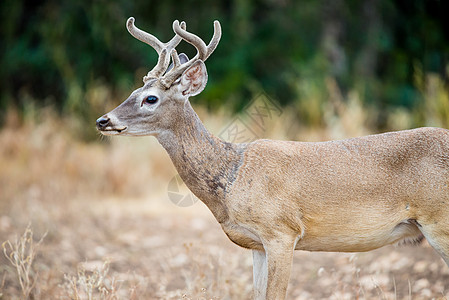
(96, 17, 449, 299)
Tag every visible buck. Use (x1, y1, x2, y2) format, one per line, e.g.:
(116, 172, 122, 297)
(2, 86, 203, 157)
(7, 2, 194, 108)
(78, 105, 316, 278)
(97, 17, 449, 299)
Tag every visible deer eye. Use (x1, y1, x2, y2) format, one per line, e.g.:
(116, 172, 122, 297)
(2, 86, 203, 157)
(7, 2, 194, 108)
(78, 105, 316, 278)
(142, 95, 158, 106)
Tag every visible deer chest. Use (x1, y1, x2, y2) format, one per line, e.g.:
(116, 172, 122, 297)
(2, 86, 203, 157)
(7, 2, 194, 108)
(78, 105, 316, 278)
(220, 221, 264, 250)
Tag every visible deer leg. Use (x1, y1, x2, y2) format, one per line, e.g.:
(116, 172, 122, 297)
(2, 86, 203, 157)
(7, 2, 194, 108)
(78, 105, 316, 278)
(419, 222, 449, 267)
(262, 236, 296, 300)
(252, 249, 268, 300)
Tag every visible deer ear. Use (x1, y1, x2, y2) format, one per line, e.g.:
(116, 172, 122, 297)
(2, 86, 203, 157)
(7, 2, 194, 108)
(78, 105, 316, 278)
(180, 60, 208, 97)
(166, 53, 189, 74)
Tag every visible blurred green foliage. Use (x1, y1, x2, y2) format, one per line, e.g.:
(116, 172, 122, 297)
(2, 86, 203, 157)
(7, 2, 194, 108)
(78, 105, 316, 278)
(1, 0, 448, 136)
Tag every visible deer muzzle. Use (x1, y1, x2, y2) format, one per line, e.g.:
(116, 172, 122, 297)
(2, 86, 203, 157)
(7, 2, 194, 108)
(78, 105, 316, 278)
(96, 115, 127, 135)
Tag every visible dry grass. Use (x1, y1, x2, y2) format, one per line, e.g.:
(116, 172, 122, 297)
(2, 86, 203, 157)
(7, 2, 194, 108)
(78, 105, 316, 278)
(0, 103, 449, 299)
(2, 225, 46, 299)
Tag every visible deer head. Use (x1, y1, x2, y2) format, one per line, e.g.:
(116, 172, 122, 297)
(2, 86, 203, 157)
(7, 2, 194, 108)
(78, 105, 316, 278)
(96, 17, 221, 136)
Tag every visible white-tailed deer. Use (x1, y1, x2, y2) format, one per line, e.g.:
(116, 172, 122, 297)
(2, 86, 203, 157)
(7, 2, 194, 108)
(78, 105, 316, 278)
(97, 17, 449, 299)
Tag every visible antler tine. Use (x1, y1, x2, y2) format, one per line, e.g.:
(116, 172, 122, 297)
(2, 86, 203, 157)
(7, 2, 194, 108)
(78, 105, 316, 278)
(165, 21, 186, 50)
(127, 17, 186, 54)
(160, 20, 221, 88)
(127, 17, 163, 54)
(143, 49, 168, 82)
(173, 20, 221, 61)
(172, 20, 207, 60)
(170, 49, 182, 68)
(204, 20, 222, 61)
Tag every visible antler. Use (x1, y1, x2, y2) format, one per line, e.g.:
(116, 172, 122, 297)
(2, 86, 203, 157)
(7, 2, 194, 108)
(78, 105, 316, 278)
(127, 17, 221, 87)
(126, 17, 186, 81)
(160, 20, 222, 88)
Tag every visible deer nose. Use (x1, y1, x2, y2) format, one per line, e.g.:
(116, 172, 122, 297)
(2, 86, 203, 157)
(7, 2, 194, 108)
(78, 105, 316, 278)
(96, 116, 110, 130)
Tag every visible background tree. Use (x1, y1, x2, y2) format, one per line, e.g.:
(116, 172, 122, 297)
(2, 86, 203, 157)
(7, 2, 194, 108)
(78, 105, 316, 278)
(1, 0, 448, 138)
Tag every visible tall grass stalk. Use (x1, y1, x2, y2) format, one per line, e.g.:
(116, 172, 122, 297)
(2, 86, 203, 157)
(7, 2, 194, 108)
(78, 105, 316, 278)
(2, 224, 47, 299)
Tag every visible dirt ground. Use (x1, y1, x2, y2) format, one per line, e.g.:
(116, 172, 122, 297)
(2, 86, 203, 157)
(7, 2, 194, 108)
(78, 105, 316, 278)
(1, 195, 448, 299)
(0, 115, 448, 299)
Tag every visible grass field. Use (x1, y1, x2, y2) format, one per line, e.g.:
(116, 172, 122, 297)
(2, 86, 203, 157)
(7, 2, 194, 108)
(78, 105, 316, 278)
(0, 106, 448, 299)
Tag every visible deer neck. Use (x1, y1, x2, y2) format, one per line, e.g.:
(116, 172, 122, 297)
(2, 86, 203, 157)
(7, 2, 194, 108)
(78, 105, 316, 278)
(157, 101, 244, 223)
